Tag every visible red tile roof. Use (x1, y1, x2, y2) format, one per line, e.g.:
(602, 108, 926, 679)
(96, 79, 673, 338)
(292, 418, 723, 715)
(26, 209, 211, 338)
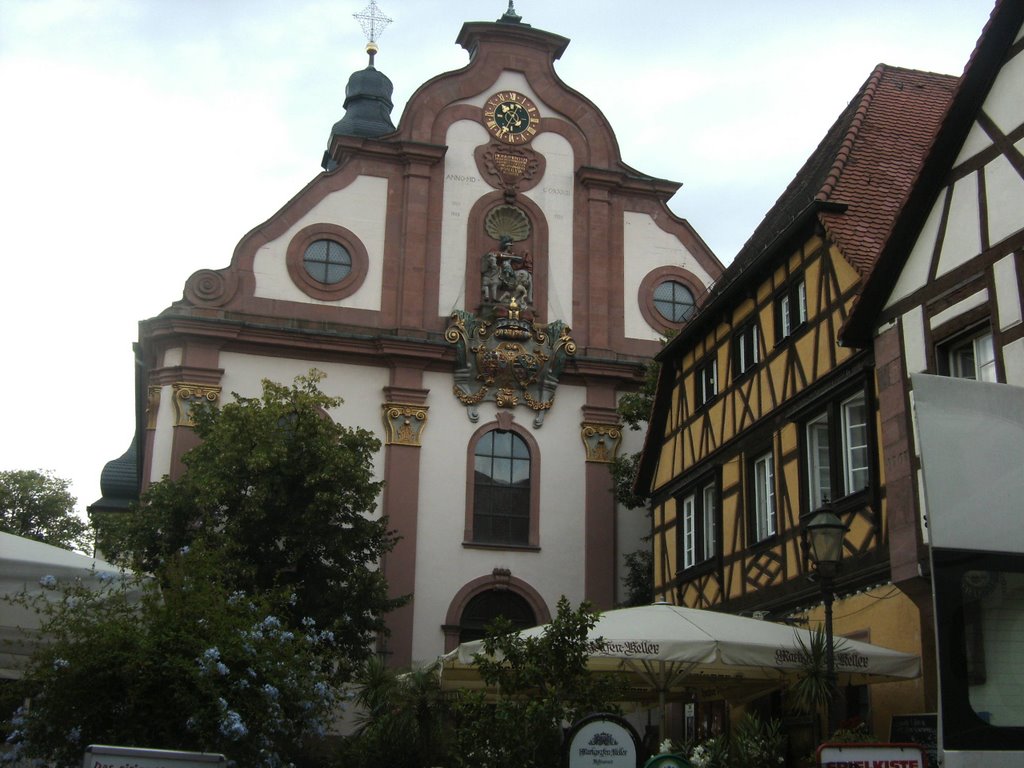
(657, 64, 957, 361)
(817, 65, 958, 278)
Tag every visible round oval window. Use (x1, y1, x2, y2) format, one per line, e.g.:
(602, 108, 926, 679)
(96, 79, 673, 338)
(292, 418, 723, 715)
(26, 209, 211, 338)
(303, 239, 352, 284)
(653, 280, 695, 323)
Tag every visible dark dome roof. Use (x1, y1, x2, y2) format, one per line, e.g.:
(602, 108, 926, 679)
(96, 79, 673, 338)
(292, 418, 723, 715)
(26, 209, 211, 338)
(330, 66, 396, 140)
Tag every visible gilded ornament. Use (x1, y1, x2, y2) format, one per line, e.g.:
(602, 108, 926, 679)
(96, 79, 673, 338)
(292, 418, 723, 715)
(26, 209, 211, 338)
(446, 305, 576, 427)
(382, 403, 429, 446)
(581, 422, 623, 463)
(171, 382, 221, 427)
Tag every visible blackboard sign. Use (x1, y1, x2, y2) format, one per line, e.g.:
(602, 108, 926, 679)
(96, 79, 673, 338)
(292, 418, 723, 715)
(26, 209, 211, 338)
(890, 713, 937, 768)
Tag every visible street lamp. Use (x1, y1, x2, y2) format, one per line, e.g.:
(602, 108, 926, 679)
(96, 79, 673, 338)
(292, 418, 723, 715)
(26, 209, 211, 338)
(802, 503, 847, 737)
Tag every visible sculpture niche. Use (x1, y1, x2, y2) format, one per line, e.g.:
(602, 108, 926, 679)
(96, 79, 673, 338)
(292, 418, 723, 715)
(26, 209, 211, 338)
(481, 236, 533, 309)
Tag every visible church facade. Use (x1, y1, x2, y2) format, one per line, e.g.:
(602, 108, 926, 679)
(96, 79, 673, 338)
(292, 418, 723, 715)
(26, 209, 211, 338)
(122, 8, 722, 667)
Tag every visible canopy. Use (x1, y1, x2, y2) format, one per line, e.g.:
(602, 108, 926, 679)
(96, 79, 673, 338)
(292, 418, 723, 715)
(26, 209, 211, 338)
(0, 532, 135, 679)
(440, 602, 920, 707)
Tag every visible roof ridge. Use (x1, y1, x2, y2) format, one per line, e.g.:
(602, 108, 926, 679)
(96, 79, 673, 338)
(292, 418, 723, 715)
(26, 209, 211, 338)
(816, 63, 886, 202)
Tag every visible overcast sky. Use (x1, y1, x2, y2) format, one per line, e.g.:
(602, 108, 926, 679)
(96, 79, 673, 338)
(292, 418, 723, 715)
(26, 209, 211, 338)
(0, 0, 996, 522)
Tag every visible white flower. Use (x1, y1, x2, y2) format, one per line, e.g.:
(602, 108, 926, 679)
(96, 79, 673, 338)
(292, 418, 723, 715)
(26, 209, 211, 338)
(658, 739, 674, 755)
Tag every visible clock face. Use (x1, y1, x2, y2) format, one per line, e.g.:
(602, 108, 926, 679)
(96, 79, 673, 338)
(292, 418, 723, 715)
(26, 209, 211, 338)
(483, 91, 539, 144)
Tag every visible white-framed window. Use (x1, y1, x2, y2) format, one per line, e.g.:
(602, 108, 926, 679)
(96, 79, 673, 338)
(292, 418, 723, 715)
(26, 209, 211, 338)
(702, 482, 717, 558)
(806, 413, 832, 510)
(695, 358, 718, 407)
(804, 390, 870, 510)
(681, 494, 696, 569)
(945, 328, 996, 382)
(679, 480, 718, 569)
(842, 394, 869, 494)
(733, 321, 760, 376)
(752, 451, 776, 542)
(778, 278, 808, 340)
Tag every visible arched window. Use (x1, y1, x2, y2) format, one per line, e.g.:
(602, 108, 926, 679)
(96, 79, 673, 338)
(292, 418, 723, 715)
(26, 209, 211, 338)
(473, 429, 531, 545)
(458, 589, 537, 645)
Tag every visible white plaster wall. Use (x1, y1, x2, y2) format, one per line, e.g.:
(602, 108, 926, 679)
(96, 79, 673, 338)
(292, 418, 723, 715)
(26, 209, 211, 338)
(149, 384, 176, 484)
(216, 353, 388, 451)
(622, 212, 716, 340)
(1002, 337, 1024, 386)
(985, 147, 1024, 245)
(886, 199, 943, 309)
(901, 307, 928, 375)
(524, 131, 575, 326)
(439, 119, 492, 315)
(442, 71, 577, 323)
(994, 255, 1023, 331)
(163, 348, 183, 367)
(252, 175, 388, 310)
(955, 121, 994, 166)
(148, 347, 184, 482)
(936, 173, 982, 278)
(982, 33, 1024, 136)
(929, 289, 988, 330)
(410, 374, 589, 664)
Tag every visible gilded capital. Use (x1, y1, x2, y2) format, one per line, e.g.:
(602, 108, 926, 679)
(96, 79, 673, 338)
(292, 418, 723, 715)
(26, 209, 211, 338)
(382, 402, 429, 446)
(580, 422, 622, 463)
(172, 382, 221, 427)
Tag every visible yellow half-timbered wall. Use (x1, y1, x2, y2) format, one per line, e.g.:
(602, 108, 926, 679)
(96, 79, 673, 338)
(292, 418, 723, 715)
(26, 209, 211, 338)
(651, 231, 887, 611)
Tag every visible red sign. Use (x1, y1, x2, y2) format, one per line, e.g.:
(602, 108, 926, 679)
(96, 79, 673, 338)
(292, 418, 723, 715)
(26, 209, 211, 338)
(817, 743, 927, 768)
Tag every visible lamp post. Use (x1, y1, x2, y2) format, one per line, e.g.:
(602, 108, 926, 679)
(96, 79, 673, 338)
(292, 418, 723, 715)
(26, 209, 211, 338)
(803, 504, 847, 738)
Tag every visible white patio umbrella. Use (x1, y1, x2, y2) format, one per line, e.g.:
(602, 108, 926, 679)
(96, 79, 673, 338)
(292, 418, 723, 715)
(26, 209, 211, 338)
(0, 532, 138, 679)
(439, 602, 919, 732)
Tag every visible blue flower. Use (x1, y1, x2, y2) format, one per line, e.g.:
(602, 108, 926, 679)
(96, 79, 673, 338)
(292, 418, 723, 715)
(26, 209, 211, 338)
(261, 684, 279, 700)
(38, 575, 57, 588)
(66, 726, 81, 744)
(219, 710, 248, 741)
(53, 658, 70, 671)
(216, 662, 230, 676)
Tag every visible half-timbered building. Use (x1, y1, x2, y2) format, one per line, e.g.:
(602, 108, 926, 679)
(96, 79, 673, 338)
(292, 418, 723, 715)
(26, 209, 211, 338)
(636, 64, 956, 738)
(841, 0, 1024, 717)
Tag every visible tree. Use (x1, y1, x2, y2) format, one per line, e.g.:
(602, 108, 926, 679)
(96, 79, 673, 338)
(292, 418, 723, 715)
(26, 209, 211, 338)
(450, 597, 622, 768)
(4, 372, 402, 767)
(0, 469, 91, 552)
(611, 346, 665, 605)
(3, 546, 342, 768)
(342, 656, 450, 768)
(119, 371, 403, 683)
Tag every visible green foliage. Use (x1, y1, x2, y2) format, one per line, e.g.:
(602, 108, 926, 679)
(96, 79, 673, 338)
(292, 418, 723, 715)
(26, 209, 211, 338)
(610, 452, 647, 510)
(682, 714, 784, 768)
(621, 547, 654, 607)
(687, 734, 730, 768)
(117, 371, 402, 683)
(730, 713, 785, 768)
(450, 597, 622, 768)
(0, 469, 91, 553)
(2, 545, 341, 768)
(345, 657, 450, 768)
(787, 625, 846, 720)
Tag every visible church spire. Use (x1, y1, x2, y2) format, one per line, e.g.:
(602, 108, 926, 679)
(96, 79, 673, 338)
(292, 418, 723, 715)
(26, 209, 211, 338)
(323, 1, 396, 168)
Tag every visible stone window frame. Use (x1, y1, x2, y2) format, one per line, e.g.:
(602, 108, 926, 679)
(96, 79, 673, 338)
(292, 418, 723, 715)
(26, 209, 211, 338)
(285, 223, 369, 301)
(463, 417, 541, 550)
